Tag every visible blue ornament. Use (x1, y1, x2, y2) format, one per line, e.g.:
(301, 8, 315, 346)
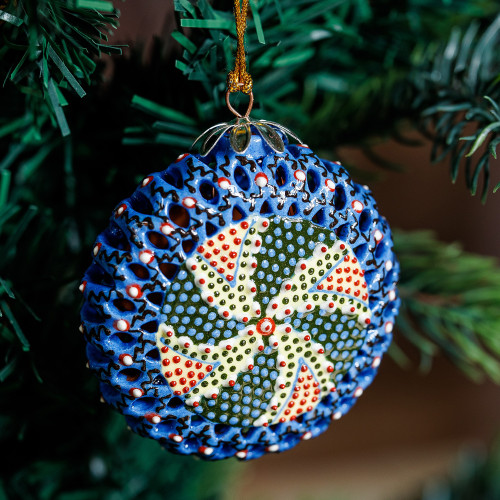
(80, 126, 399, 460)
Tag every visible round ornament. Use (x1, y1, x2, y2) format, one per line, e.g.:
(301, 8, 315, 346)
(80, 125, 400, 460)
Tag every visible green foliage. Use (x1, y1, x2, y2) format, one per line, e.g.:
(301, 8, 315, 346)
(0, 0, 120, 138)
(409, 16, 500, 200)
(394, 230, 500, 382)
(413, 440, 500, 500)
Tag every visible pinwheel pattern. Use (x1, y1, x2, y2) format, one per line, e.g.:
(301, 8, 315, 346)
(157, 215, 371, 427)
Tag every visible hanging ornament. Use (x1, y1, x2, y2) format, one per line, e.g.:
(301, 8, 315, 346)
(80, 0, 399, 461)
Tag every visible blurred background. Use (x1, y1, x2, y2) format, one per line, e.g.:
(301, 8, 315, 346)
(1, 1, 500, 499)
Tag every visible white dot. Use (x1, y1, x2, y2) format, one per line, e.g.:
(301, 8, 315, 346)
(301, 432, 312, 440)
(131, 388, 142, 398)
(385, 322, 394, 333)
(354, 387, 363, 398)
(372, 356, 381, 368)
(325, 179, 336, 191)
(294, 170, 306, 182)
(93, 245, 100, 256)
(333, 411, 342, 420)
(128, 287, 139, 298)
(79, 324, 84, 333)
(388, 290, 396, 301)
(267, 444, 279, 453)
(121, 355, 133, 366)
(235, 451, 247, 459)
(255, 173, 268, 187)
(183, 197, 196, 208)
(116, 320, 128, 331)
(151, 415, 161, 424)
(202, 447, 213, 455)
(161, 223, 174, 235)
(139, 251, 154, 264)
(352, 200, 364, 213)
(79, 283, 85, 293)
(385, 260, 393, 271)
(374, 229, 383, 242)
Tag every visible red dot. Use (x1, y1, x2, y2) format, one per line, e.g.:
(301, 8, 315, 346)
(207, 296, 214, 303)
(285, 284, 292, 290)
(255, 240, 261, 247)
(206, 365, 213, 372)
(229, 229, 237, 235)
(229, 380, 236, 387)
(327, 366, 334, 373)
(228, 263, 235, 269)
(329, 302, 334, 308)
(165, 371, 172, 378)
(307, 406, 313, 411)
(337, 286, 343, 292)
(229, 251, 237, 258)
(179, 377, 187, 385)
(258, 345, 264, 351)
(288, 401, 295, 408)
(193, 401, 199, 407)
(317, 285, 324, 290)
(272, 303, 278, 310)
(241, 222, 249, 229)
(226, 275, 234, 282)
(213, 249, 220, 255)
(226, 345, 232, 350)
(296, 409, 303, 415)
(279, 384, 286, 389)
(197, 246, 204, 253)
(306, 304, 312, 310)
(234, 238, 242, 245)
(248, 364, 254, 370)
(188, 371, 195, 378)
(301, 365, 308, 372)
(242, 317, 248, 322)
(344, 256, 350, 262)
(285, 327, 292, 333)
(285, 309, 291, 315)
(340, 244, 346, 250)
(198, 373, 204, 379)
(280, 361, 286, 367)
(218, 234, 225, 241)
(365, 318, 371, 324)
(162, 359, 170, 366)
(314, 388, 321, 395)
(212, 393, 218, 399)
(161, 346, 169, 353)
(207, 240, 214, 247)
(175, 368, 182, 375)
(183, 387, 189, 393)
(300, 263, 306, 270)
(262, 221, 269, 227)
(223, 311, 230, 317)
(292, 393, 299, 399)
(175, 390, 182, 396)
(218, 267, 225, 274)
(195, 362, 202, 369)
(337, 278, 343, 283)
(173, 356, 181, 363)
(223, 244, 230, 250)
(205, 347, 211, 353)
(321, 247, 327, 252)
(190, 380, 197, 387)
(170, 381, 177, 387)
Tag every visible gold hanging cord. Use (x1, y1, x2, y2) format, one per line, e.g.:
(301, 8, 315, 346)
(227, 0, 253, 97)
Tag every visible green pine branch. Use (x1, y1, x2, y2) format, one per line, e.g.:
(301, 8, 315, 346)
(408, 16, 500, 201)
(0, 0, 120, 138)
(394, 230, 500, 383)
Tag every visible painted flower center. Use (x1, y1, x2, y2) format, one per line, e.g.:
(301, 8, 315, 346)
(256, 317, 275, 336)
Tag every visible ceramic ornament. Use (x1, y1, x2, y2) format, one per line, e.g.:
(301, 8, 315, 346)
(80, 124, 400, 460)
(80, 0, 399, 461)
